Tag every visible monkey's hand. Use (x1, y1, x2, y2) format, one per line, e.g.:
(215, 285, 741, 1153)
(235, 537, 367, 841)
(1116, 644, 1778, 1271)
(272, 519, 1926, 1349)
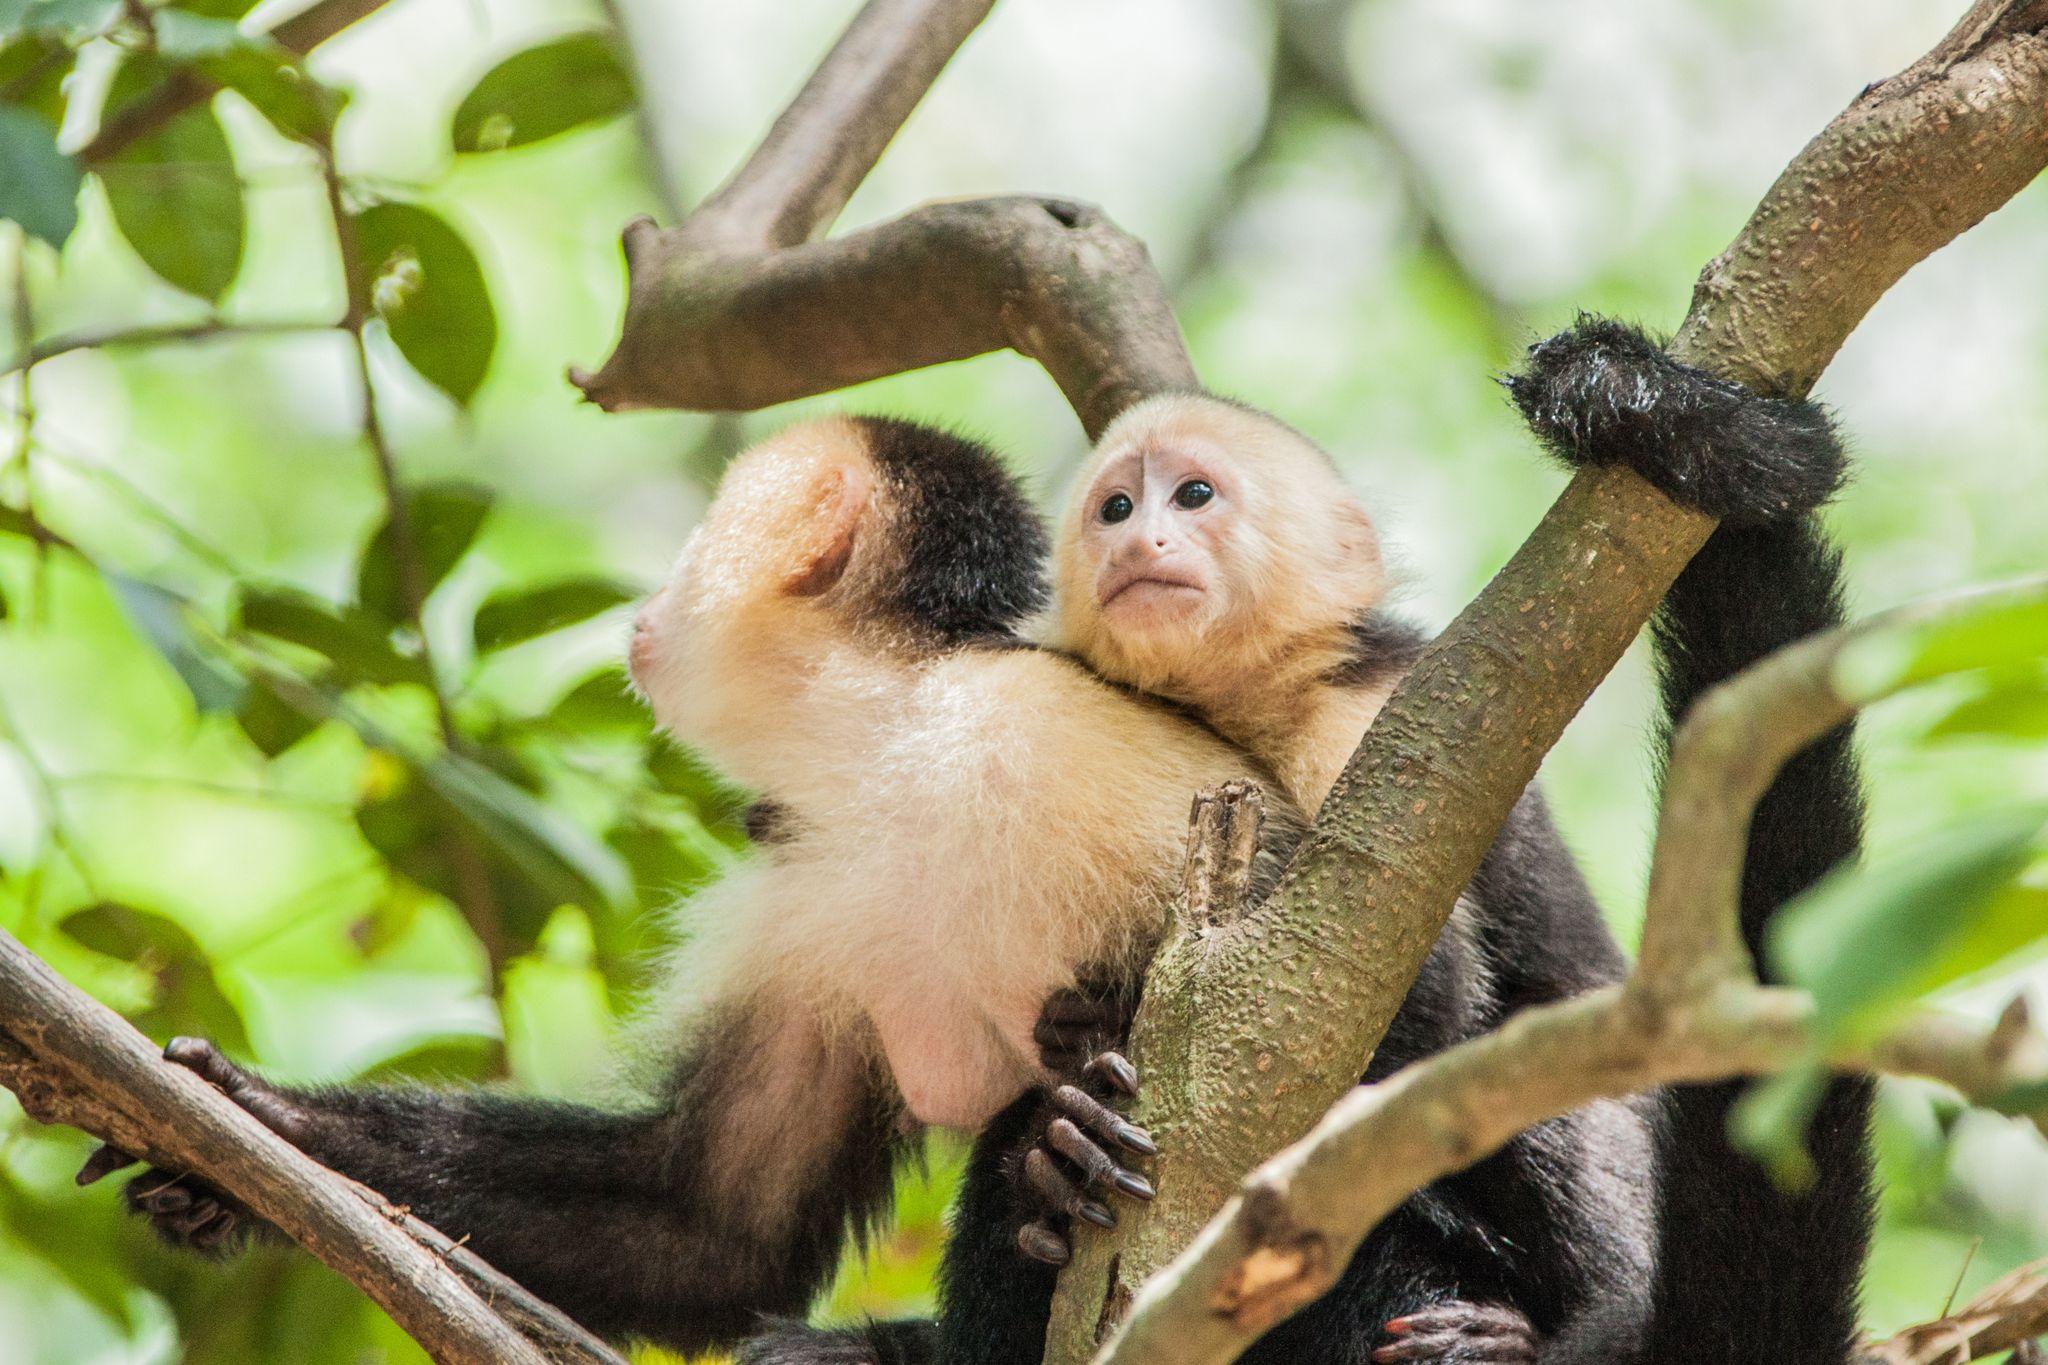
(1013, 984, 1156, 1265)
(1374, 1303, 1539, 1364)
(1505, 316, 1846, 527)
(76, 1037, 317, 1254)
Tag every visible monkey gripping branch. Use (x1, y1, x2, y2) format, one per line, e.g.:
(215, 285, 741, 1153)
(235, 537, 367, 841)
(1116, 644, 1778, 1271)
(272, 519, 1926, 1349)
(3, 0, 2048, 1361)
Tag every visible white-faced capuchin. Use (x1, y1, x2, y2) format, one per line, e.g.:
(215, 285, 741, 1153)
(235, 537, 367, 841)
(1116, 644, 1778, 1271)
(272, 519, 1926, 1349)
(89, 415, 1306, 1356)
(749, 320, 1866, 1365)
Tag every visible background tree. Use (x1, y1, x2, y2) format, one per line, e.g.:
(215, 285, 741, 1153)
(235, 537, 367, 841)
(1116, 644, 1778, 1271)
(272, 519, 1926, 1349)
(1, 1, 2045, 1362)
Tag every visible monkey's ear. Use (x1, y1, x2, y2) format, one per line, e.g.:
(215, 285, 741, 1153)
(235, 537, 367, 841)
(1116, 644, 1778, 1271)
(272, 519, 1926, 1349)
(783, 463, 872, 597)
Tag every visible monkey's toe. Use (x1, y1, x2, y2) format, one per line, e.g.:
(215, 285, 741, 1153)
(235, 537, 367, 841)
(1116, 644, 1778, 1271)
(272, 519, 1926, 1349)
(1045, 1117, 1153, 1202)
(1373, 1303, 1538, 1364)
(1051, 1084, 1154, 1156)
(1022, 1149, 1114, 1228)
(1016, 1220, 1071, 1266)
(164, 1037, 313, 1140)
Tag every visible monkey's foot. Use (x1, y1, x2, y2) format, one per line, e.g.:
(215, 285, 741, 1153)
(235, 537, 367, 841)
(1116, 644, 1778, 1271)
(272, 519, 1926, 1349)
(1372, 1303, 1538, 1364)
(1013, 1057, 1155, 1266)
(77, 1037, 314, 1253)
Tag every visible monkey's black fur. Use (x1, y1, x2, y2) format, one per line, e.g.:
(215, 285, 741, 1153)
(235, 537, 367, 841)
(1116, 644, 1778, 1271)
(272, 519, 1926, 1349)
(1506, 316, 1846, 524)
(851, 416, 1050, 643)
(1513, 316, 1871, 1365)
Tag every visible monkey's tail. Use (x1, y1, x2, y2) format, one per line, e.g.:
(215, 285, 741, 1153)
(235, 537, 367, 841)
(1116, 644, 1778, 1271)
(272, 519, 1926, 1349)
(1509, 317, 1873, 1365)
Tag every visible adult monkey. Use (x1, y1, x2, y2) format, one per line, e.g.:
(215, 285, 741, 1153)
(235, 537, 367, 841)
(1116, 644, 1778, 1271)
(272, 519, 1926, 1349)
(752, 319, 1866, 1365)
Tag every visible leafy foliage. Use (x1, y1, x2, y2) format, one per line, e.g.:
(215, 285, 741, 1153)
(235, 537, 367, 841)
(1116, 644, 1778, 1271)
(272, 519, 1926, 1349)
(451, 33, 636, 153)
(0, 102, 79, 247)
(351, 203, 497, 406)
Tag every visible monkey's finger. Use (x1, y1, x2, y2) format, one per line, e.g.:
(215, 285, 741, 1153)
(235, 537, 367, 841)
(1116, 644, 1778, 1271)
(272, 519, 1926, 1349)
(1016, 1220, 1071, 1266)
(188, 1206, 242, 1253)
(77, 1145, 138, 1186)
(1082, 1050, 1140, 1096)
(1376, 1305, 1538, 1365)
(1038, 991, 1114, 1026)
(165, 1037, 309, 1139)
(1052, 1084, 1156, 1156)
(1046, 1118, 1153, 1201)
(1022, 1149, 1115, 1229)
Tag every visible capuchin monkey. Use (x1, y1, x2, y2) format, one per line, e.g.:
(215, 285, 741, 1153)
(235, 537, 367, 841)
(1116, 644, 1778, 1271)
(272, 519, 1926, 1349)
(90, 415, 1305, 1356)
(750, 320, 1863, 1365)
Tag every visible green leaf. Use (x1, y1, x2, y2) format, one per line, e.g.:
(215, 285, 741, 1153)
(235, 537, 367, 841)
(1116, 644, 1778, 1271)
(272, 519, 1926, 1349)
(194, 38, 344, 144)
(1928, 678, 2048, 742)
(60, 902, 252, 1053)
(1731, 1064, 1829, 1190)
(1769, 804, 2048, 1041)
(356, 481, 492, 623)
(99, 68, 244, 301)
(473, 577, 635, 651)
(543, 666, 646, 735)
(0, 32, 75, 122)
(450, 32, 636, 153)
(422, 748, 631, 912)
(0, 504, 39, 538)
(167, 0, 258, 17)
(237, 673, 320, 755)
(108, 575, 248, 711)
(150, 9, 244, 56)
(1834, 588, 2048, 703)
(240, 584, 430, 687)
(351, 202, 496, 405)
(0, 103, 79, 247)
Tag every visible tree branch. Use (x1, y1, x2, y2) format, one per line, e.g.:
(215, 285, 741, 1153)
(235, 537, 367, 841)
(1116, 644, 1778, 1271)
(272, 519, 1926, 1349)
(566, 0, 1195, 438)
(78, 0, 396, 165)
(0, 929, 625, 1365)
(1083, 577, 2048, 1365)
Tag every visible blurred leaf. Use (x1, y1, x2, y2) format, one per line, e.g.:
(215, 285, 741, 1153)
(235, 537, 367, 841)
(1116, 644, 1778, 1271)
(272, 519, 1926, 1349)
(240, 584, 429, 687)
(0, 103, 79, 246)
(149, 9, 244, 56)
(0, 505, 39, 538)
(194, 37, 344, 144)
(501, 906, 612, 1094)
(60, 902, 252, 1053)
(1731, 1063, 1828, 1190)
(1928, 680, 2048, 742)
(1769, 805, 2048, 1041)
(543, 666, 646, 736)
(473, 577, 634, 651)
(0, 32, 74, 121)
(6, 0, 117, 36)
(168, 0, 258, 16)
(423, 748, 630, 912)
(351, 202, 496, 405)
(109, 575, 247, 712)
(356, 481, 491, 623)
(99, 56, 244, 301)
(1835, 588, 2048, 703)
(237, 673, 319, 755)
(450, 32, 635, 153)
(647, 741, 749, 830)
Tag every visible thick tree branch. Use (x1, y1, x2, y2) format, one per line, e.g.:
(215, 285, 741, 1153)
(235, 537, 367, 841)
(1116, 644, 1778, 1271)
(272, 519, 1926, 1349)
(0, 928, 624, 1365)
(1084, 578, 2048, 1365)
(1861, 1257, 2048, 1364)
(566, 0, 1194, 438)
(1039, 6, 2048, 1354)
(78, 0, 395, 164)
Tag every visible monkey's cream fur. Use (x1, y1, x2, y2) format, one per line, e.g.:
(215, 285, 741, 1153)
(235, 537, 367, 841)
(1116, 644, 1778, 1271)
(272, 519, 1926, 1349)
(632, 417, 1293, 1130)
(1052, 394, 1396, 813)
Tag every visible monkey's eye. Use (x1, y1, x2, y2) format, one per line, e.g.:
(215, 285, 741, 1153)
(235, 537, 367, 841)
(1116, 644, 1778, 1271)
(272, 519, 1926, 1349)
(1100, 492, 1134, 524)
(1173, 479, 1214, 510)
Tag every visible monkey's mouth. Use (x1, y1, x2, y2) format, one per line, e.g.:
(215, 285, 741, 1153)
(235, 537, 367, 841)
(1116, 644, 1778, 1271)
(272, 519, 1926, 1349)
(1099, 572, 1205, 612)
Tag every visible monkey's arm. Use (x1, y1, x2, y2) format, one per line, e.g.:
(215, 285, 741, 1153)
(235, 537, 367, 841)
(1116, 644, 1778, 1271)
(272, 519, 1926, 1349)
(96, 1006, 906, 1355)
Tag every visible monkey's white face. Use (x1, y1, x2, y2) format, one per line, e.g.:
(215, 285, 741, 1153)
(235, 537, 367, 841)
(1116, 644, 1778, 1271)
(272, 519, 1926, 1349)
(1076, 436, 1238, 637)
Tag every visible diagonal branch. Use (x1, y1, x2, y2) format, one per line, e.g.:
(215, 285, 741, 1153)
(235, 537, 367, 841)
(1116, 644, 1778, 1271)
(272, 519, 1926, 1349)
(0, 928, 624, 1365)
(1084, 577, 2048, 1365)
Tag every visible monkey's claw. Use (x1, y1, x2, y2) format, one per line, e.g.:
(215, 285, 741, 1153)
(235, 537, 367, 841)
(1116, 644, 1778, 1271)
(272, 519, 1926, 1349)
(1052, 1083, 1154, 1156)
(1373, 1303, 1538, 1364)
(1016, 1219, 1071, 1266)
